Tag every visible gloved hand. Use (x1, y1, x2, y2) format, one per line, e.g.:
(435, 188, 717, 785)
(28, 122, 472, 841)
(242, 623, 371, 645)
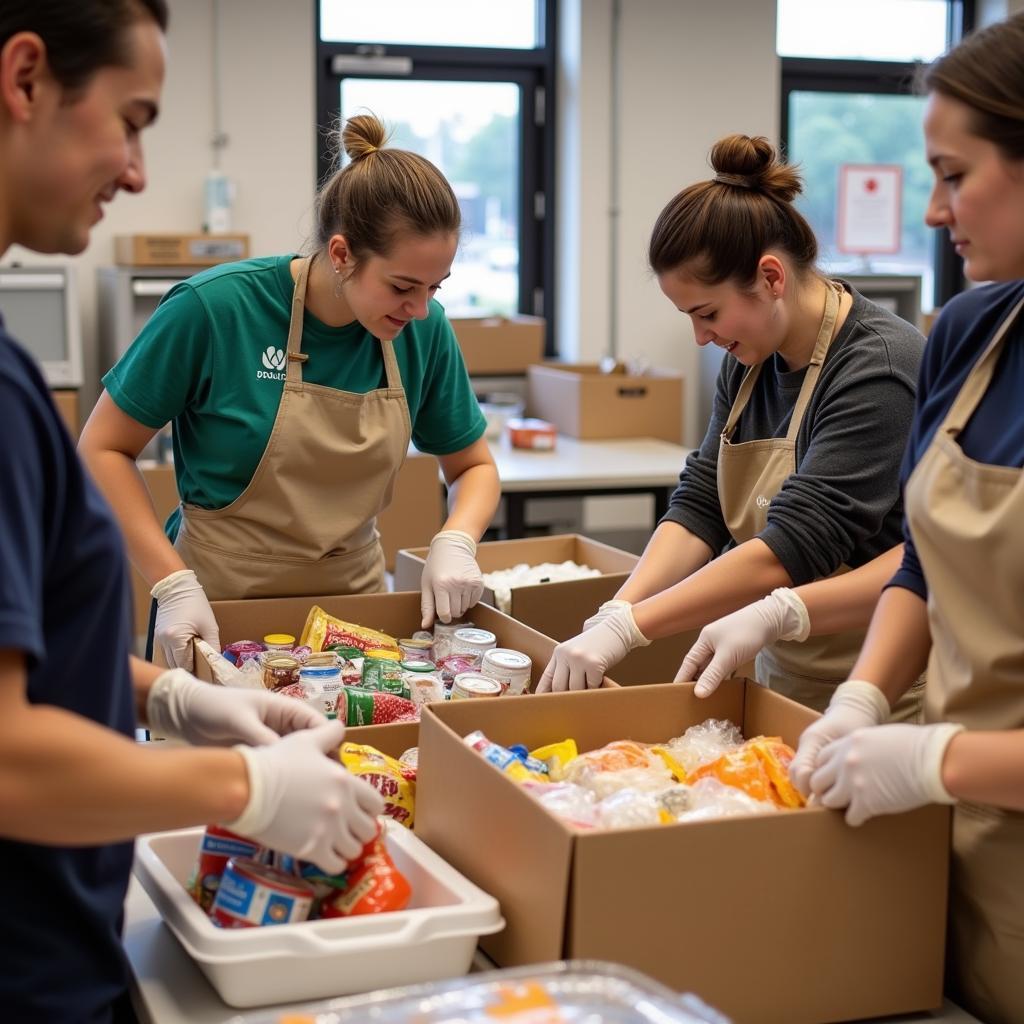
(536, 605, 649, 692)
(152, 569, 220, 671)
(675, 588, 810, 697)
(789, 680, 891, 797)
(420, 530, 485, 628)
(582, 598, 633, 632)
(810, 722, 964, 826)
(223, 720, 384, 874)
(146, 667, 328, 747)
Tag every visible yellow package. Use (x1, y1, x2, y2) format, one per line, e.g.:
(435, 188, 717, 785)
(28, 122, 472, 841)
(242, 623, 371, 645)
(650, 744, 689, 783)
(529, 739, 579, 781)
(300, 604, 400, 655)
(340, 742, 416, 828)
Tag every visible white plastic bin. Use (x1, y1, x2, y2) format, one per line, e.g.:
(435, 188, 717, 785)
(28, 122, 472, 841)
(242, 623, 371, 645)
(133, 822, 504, 1008)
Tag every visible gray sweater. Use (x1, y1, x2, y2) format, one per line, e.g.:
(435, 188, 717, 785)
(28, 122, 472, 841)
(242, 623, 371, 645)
(663, 285, 924, 585)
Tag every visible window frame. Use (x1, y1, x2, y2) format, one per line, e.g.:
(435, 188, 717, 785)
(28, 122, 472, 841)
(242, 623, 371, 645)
(779, 0, 974, 309)
(314, 1, 558, 352)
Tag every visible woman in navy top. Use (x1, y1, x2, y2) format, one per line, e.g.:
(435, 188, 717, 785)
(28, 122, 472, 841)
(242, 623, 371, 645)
(0, 4, 383, 1020)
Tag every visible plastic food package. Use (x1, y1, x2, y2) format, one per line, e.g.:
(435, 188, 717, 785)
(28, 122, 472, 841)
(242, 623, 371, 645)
(319, 833, 412, 918)
(300, 605, 400, 656)
(465, 731, 548, 784)
(661, 718, 745, 777)
(340, 743, 416, 829)
(521, 781, 598, 828)
(673, 777, 777, 822)
(337, 687, 419, 726)
(686, 736, 805, 809)
(529, 739, 580, 780)
(560, 740, 674, 799)
(481, 561, 603, 615)
(595, 787, 678, 830)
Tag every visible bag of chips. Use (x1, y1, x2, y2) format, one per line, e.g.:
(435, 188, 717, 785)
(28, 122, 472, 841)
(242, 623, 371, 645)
(300, 605, 400, 656)
(340, 743, 416, 828)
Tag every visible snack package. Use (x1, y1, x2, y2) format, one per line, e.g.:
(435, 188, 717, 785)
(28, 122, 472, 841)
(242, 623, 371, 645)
(673, 777, 777, 822)
(340, 743, 416, 828)
(560, 740, 674, 799)
(464, 731, 549, 784)
(529, 739, 579, 781)
(318, 834, 412, 918)
(686, 735, 805, 809)
(661, 719, 744, 776)
(337, 686, 419, 726)
(300, 605, 400, 656)
(522, 781, 598, 828)
(360, 657, 412, 698)
(595, 787, 678, 830)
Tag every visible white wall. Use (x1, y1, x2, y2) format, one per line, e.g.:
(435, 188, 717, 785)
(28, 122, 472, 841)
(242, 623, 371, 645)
(557, 0, 780, 445)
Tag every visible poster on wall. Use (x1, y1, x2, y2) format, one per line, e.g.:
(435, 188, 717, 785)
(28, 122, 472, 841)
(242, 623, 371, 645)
(836, 164, 902, 254)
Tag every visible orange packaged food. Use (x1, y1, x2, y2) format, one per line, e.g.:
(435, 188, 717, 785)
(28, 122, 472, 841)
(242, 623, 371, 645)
(687, 736, 805, 809)
(318, 835, 412, 918)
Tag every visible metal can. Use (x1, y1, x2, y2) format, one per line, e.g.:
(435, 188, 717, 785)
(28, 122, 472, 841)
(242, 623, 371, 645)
(451, 672, 504, 700)
(453, 627, 497, 661)
(262, 633, 296, 651)
(187, 825, 263, 913)
(210, 857, 314, 928)
(399, 637, 434, 662)
(481, 648, 533, 695)
(262, 654, 301, 691)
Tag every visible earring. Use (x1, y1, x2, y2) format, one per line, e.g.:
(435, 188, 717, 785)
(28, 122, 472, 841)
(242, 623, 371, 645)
(333, 265, 344, 299)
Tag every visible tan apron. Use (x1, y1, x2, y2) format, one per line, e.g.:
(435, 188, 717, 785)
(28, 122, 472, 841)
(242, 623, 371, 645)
(718, 281, 922, 717)
(904, 296, 1024, 1024)
(174, 256, 412, 601)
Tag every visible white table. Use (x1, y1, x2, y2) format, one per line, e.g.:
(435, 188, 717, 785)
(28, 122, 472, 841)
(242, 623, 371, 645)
(484, 436, 691, 538)
(123, 878, 983, 1024)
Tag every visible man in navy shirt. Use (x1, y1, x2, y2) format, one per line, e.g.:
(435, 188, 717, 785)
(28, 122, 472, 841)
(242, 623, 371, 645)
(0, 4, 382, 1020)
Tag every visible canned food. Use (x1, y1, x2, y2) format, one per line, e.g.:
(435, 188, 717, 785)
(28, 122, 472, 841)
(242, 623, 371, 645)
(262, 654, 301, 691)
(187, 825, 263, 912)
(481, 648, 532, 695)
(407, 672, 445, 705)
(210, 857, 314, 928)
(451, 672, 504, 700)
(399, 637, 433, 662)
(431, 621, 466, 663)
(453, 627, 497, 660)
(304, 651, 339, 668)
(263, 633, 296, 651)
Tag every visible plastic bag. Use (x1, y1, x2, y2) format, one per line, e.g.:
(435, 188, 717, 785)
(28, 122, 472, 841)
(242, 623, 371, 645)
(561, 740, 673, 799)
(686, 736, 804, 809)
(337, 687, 419, 726)
(661, 718, 744, 777)
(673, 777, 778, 822)
(522, 781, 598, 828)
(340, 743, 415, 828)
(595, 787, 678, 829)
(318, 833, 412, 918)
(300, 605, 400, 656)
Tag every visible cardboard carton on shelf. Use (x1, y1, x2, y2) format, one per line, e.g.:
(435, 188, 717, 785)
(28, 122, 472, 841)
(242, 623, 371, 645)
(114, 233, 250, 267)
(449, 315, 545, 375)
(527, 362, 683, 443)
(415, 680, 950, 1024)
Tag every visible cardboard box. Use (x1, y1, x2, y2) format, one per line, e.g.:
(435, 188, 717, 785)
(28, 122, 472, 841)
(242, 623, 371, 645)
(190, 591, 617, 701)
(416, 681, 950, 1024)
(378, 452, 443, 572)
(115, 233, 250, 267)
(528, 362, 683, 443)
(394, 534, 707, 682)
(449, 316, 545, 375)
(50, 389, 79, 438)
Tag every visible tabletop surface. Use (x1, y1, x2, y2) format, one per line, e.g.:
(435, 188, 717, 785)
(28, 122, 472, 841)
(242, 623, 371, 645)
(123, 877, 983, 1024)
(483, 435, 690, 491)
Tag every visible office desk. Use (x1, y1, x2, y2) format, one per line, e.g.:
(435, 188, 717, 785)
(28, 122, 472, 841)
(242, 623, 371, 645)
(487, 435, 690, 538)
(123, 878, 981, 1024)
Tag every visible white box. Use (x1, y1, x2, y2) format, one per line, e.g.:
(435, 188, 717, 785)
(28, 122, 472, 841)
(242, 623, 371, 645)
(133, 823, 504, 1008)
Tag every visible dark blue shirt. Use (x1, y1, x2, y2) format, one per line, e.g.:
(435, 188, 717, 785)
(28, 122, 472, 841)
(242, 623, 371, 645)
(0, 325, 136, 1022)
(890, 281, 1024, 599)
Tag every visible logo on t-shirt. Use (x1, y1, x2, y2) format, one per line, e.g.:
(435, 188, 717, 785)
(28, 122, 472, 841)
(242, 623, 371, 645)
(257, 346, 286, 381)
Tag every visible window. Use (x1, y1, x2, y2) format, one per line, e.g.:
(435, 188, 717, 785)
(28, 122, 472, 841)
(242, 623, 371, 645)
(780, 1, 974, 310)
(316, 1, 555, 341)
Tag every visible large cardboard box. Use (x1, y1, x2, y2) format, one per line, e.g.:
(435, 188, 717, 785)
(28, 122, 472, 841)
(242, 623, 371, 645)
(449, 316, 545, 375)
(528, 362, 683, 443)
(416, 681, 950, 1024)
(377, 451, 443, 572)
(190, 591, 616, 699)
(395, 533, 706, 683)
(114, 233, 249, 267)
(51, 389, 79, 438)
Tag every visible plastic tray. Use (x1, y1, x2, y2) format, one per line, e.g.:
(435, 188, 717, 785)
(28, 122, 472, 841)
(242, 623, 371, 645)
(133, 822, 504, 1008)
(226, 959, 732, 1022)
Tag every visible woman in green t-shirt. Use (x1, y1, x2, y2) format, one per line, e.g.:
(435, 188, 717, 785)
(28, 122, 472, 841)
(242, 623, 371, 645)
(80, 114, 500, 670)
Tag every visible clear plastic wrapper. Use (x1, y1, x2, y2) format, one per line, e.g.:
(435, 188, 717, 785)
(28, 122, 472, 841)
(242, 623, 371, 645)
(661, 718, 744, 777)
(594, 787, 677, 829)
(671, 777, 777, 822)
(521, 781, 598, 828)
(686, 736, 804, 809)
(561, 740, 674, 799)
(225, 959, 732, 1023)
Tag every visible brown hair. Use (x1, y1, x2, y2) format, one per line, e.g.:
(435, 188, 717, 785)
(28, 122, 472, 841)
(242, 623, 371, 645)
(314, 113, 461, 259)
(921, 12, 1024, 161)
(647, 134, 818, 288)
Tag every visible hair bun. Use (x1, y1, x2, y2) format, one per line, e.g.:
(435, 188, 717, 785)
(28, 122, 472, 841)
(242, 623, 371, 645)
(709, 133, 803, 203)
(341, 113, 389, 161)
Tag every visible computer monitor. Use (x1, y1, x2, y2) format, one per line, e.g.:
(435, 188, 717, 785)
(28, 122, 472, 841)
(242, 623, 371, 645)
(0, 264, 83, 387)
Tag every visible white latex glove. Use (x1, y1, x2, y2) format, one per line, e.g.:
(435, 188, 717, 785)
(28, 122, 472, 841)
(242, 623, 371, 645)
(582, 598, 633, 632)
(675, 588, 810, 697)
(420, 530, 485, 628)
(152, 569, 220, 671)
(536, 606, 649, 693)
(224, 720, 384, 874)
(146, 668, 328, 747)
(810, 722, 964, 826)
(789, 680, 891, 797)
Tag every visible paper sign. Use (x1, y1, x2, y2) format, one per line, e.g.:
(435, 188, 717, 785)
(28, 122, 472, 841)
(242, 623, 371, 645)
(836, 164, 902, 254)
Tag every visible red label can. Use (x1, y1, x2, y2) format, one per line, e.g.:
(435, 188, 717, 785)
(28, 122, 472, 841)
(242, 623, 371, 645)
(187, 825, 263, 913)
(210, 858, 314, 928)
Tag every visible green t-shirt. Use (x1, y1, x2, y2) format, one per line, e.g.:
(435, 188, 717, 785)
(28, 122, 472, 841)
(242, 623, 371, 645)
(103, 254, 486, 539)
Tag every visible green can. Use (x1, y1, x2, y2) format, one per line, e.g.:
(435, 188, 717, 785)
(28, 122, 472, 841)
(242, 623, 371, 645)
(360, 658, 411, 699)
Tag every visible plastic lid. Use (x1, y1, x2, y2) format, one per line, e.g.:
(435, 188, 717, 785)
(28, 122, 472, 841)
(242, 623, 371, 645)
(400, 660, 436, 672)
(263, 633, 296, 645)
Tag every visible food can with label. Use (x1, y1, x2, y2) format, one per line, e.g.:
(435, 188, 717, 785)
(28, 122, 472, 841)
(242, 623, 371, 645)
(210, 857, 314, 929)
(452, 627, 497, 667)
(451, 672, 504, 700)
(399, 637, 434, 662)
(187, 825, 263, 912)
(481, 648, 533, 695)
(262, 654, 301, 691)
(262, 633, 296, 651)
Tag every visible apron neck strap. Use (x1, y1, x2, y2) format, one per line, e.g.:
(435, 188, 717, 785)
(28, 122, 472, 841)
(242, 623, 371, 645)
(722, 279, 842, 442)
(940, 296, 1024, 436)
(285, 256, 314, 384)
(378, 335, 402, 389)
